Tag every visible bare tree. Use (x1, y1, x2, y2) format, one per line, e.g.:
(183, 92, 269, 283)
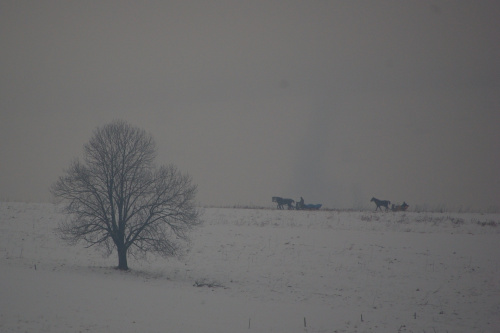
(51, 120, 200, 270)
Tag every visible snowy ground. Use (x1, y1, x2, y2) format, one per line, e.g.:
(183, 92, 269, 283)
(1, 202, 499, 333)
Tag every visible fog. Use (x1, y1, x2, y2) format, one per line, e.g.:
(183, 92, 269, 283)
(1, 1, 499, 211)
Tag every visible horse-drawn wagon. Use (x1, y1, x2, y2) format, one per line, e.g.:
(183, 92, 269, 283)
(371, 197, 409, 212)
(272, 196, 322, 210)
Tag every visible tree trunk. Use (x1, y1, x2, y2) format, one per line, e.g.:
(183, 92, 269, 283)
(117, 245, 128, 270)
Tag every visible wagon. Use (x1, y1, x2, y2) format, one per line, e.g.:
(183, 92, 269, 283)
(391, 202, 409, 212)
(295, 198, 322, 210)
(298, 203, 322, 210)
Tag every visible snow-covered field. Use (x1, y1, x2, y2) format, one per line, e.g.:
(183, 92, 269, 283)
(1, 202, 499, 333)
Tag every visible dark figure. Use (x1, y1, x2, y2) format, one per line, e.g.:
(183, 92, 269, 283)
(371, 197, 391, 211)
(391, 202, 409, 212)
(296, 197, 305, 210)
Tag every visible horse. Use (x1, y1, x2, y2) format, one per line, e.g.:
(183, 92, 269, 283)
(272, 197, 295, 210)
(391, 202, 409, 212)
(371, 197, 391, 211)
(272, 196, 295, 210)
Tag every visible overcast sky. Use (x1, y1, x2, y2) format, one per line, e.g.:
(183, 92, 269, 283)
(1, 1, 499, 211)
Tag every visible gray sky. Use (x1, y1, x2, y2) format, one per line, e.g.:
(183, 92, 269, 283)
(1, 1, 499, 211)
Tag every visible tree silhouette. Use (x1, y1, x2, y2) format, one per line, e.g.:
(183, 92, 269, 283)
(52, 120, 199, 270)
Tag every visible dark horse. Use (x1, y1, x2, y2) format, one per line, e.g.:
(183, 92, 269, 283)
(371, 197, 391, 211)
(272, 196, 295, 210)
